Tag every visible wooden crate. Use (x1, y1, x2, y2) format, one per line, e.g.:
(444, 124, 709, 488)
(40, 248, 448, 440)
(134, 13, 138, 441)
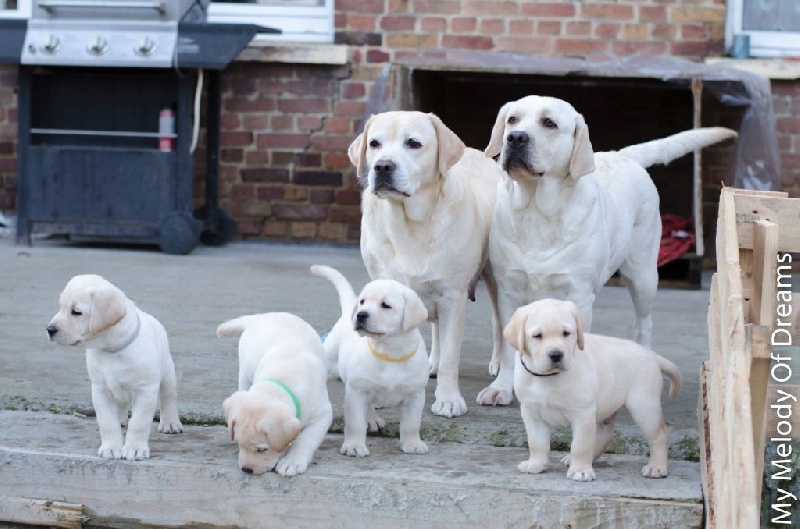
(700, 187, 800, 528)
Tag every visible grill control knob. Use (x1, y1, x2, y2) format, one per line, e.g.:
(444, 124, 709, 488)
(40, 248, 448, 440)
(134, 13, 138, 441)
(87, 36, 108, 56)
(41, 35, 60, 54)
(136, 37, 156, 57)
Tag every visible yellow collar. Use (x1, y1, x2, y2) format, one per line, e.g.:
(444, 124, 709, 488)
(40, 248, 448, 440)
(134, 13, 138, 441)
(366, 338, 418, 363)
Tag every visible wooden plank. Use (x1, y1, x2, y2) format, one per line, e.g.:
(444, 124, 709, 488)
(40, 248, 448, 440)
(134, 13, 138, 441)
(748, 220, 779, 326)
(691, 78, 704, 257)
(748, 324, 771, 513)
(699, 362, 715, 529)
(706, 273, 728, 529)
(0, 497, 87, 528)
(734, 193, 800, 252)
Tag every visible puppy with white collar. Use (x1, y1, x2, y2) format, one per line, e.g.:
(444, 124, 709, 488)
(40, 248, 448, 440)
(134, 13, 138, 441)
(47, 274, 182, 461)
(505, 298, 681, 481)
(311, 264, 429, 457)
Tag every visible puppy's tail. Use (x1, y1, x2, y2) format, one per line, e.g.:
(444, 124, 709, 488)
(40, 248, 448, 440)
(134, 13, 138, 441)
(216, 315, 260, 338)
(657, 355, 682, 399)
(618, 127, 737, 169)
(310, 265, 357, 318)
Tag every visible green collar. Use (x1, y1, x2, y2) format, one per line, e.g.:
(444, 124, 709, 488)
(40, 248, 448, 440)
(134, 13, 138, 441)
(263, 379, 301, 419)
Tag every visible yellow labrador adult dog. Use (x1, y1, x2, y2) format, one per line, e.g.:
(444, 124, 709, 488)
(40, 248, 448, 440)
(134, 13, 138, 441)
(350, 110, 504, 418)
(311, 264, 430, 457)
(47, 274, 182, 460)
(219, 312, 332, 476)
(478, 95, 735, 406)
(506, 298, 681, 481)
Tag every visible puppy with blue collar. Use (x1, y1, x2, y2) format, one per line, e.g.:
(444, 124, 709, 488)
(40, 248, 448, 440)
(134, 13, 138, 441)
(311, 265, 430, 457)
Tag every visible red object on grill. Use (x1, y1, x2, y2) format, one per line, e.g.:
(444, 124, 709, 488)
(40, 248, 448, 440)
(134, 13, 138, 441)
(658, 214, 695, 267)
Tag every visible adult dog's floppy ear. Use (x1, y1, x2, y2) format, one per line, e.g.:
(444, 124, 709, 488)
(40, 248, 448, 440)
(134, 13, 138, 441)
(485, 101, 513, 159)
(89, 286, 126, 336)
(348, 115, 372, 178)
(402, 288, 428, 332)
(569, 113, 595, 179)
(428, 113, 466, 177)
(503, 308, 528, 353)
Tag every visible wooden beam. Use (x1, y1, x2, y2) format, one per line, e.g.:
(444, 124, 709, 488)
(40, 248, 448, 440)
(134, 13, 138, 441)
(0, 497, 87, 528)
(747, 323, 771, 514)
(691, 78, 704, 257)
(698, 362, 715, 529)
(734, 193, 800, 252)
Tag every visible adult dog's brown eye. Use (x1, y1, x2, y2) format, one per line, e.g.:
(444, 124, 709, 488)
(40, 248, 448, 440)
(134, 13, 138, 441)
(381, 302, 392, 309)
(368, 139, 381, 148)
(405, 138, 422, 149)
(532, 333, 542, 340)
(542, 118, 557, 129)
(359, 299, 365, 305)
(71, 309, 82, 316)
(563, 330, 571, 337)
(507, 116, 518, 125)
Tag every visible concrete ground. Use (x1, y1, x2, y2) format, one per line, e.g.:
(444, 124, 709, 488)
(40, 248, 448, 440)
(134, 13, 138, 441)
(0, 237, 710, 527)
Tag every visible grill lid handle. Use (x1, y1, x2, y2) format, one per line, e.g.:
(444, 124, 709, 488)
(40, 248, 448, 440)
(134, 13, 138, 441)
(37, 0, 166, 13)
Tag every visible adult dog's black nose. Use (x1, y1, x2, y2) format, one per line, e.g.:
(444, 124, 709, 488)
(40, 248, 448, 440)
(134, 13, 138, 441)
(506, 131, 529, 148)
(356, 311, 369, 324)
(548, 350, 564, 364)
(241, 467, 253, 474)
(46, 325, 57, 338)
(373, 159, 396, 176)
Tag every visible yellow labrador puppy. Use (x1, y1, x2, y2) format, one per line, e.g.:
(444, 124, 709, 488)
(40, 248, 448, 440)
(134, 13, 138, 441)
(311, 264, 429, 457)
(506, 298, 681, 482)
(479, 95, 735, 406)
(219, 312, 332, 476)
(47, 274, 182, 461)
(350, 110, 504, 418)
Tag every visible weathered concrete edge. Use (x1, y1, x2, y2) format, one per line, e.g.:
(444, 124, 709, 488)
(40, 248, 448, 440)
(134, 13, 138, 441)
(0, 447, 701, 529)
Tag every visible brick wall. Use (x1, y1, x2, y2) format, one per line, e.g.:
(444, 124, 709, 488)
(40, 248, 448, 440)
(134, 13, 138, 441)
(1, 0, 799, 244)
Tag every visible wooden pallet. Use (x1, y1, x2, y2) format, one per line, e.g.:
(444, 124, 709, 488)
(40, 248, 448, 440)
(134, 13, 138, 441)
(700, 187, 800, 528)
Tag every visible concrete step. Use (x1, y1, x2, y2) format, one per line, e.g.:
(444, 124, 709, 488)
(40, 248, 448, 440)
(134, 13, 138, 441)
(0, 411, 702, 528)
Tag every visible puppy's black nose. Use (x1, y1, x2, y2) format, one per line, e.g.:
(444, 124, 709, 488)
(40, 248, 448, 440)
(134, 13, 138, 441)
(373, 159, 396, 176)
(506, 131, 529, 148)
(241, 467, 253, 474)
(356, 311, 369, 323)
(46, 325, 57, 338)
(548, 350, 564, 364)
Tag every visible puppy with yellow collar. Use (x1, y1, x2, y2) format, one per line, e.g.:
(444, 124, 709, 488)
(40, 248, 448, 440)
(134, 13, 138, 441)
(311, 264, 429, 457)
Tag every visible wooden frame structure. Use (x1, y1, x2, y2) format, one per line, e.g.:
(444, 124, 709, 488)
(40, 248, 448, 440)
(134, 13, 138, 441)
(700, 187, 800, 527)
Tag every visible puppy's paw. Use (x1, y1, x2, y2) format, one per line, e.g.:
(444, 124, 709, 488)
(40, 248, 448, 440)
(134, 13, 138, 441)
(122, 445, 150, 461)
(431, 395, 467, 418)
(340, 441, 369, 457)
(517, 459, 548, 474)
(475, 386, 513, 407)
(642, 464, 668, 479)
(366, 415, 385, 433)
(567, 465, 596, 482)
(275, 457, 309, 476)
(488, 359, 500, 377)
(158, 420, 183, 434)
(560, 454, 571, 467)
(97, 444, 124, 460)
(401, 440, 429, 455)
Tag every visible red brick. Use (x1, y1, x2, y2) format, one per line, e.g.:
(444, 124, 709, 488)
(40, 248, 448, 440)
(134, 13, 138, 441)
(567, 21, 592, 36)
(241, 168, 291, 183)
(495, 36, 551, 54)
(777, 117, 800, 135)
(257, 133, 309, 150)
(324, 117, 353, 135)
(347, 14, 377, 31)
(521, 2, 575, 17)
(412, 0, 461, 15)
(278, 98, 330, 113)
(595, 22, 620, 38)
(230, 184, 255, 201)
(333, 101, 367, 118)
(334, 12, 347, 30)
(452, 17, 478, 33)
(652, 23, 677, 39)
(554, 39, 604, 57)
(0, 142, 13, 155)
(669, 40, 713, 57)
(346, 224, 361, 241)
(509, 19, 533, 35)
(298, 116, 323, 132)
(581, 4, 634, 19)
(537, 20, 561, 36)
(270, 115, 294, 131)
(336, 190, 362, 206)
(342, 82, 367, 99)
(310, 189, 336, 204)
(294, 171, 343, 186)
(335, 31, 382, 46)
(275, 204, 328, 221)
(442, 35, 493, 50)
(220, 131, 254, 147)
(328, 206, 362, 224)
(221, 149, 243, 163)
(244, 150, 270, 166)
(380, 15, 415, 31)
(614, 40, 668, 55)
(325, 153, 353, 170)
(225, 98, 277, 113)
(367, 49, 392, 63)
(336, 0, 384, 14)
(480, 18, 506, 34)
(681, 24, 707, 39)
(220, 114, 241, 130)
(640, 6, 667, 21)
(272, 152, 296, 165)
(464, 0, 517, 16)
(257, 186, 284, 201)
(297, 153, 323, 168)
(236, 219, 261, 236)
(241, 115, 270, 131)
(419, 16, 446, 32)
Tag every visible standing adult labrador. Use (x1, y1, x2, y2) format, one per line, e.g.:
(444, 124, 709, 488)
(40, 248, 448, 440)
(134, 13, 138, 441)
(350, 111, 504, 418)
(477, 95, 736, 406)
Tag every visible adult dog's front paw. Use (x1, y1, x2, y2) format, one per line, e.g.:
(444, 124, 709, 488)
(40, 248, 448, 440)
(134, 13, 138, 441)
(567, 465, 596, 482)
(158, 420, 183, 434)
(431, 394, 467, 418)
(122, 445, 150, 461)
(366, 414, 385, 433)
(642, 464, 668, 479)
(476, 386, 513, 406)
(340, 441, 369, 457)
(517, 459, 547, 474)
(401, 440, 429, 455)
(97, 444, 123, 460)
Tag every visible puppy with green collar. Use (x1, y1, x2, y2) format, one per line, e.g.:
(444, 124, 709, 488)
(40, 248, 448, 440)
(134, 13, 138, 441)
(312, 264, 430, 457)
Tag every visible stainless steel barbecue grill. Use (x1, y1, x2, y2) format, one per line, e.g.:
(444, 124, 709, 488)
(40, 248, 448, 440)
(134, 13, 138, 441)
(0, 0, 266, 253)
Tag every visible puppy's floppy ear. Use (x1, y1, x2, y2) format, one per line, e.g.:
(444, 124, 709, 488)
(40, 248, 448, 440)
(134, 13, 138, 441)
(88, 286, 126, 336)
(222, 393, 241, 441)
(261, 416, 302, 452)
(401, 288, 428, 332)
(570, 304, 586, 351)
(348, 115, 372, 178)
(485, 101, 513, 159)
(569, 113, 595, 180)
(428, 113, 466, 177)
(503, 308, 528, 353)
